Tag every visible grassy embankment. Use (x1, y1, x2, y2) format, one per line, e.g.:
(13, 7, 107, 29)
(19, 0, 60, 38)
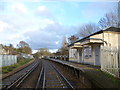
(2, 58, 32, 74)
(103, 71, 120, 83)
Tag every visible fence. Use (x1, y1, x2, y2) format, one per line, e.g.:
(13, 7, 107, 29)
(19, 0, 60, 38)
(100, 46, 120, 77)
(0, 55, 17, 67)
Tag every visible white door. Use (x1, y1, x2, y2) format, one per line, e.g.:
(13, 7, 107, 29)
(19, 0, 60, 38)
(94, 45, 100, 66)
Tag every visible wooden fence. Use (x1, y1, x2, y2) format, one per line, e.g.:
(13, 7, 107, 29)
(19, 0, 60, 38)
(100, 46, 120, 77)
(0, 55, 17, 67)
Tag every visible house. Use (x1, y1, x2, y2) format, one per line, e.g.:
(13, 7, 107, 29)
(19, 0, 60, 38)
(68, 27, 120, 77)
(0, 44, 9, 55)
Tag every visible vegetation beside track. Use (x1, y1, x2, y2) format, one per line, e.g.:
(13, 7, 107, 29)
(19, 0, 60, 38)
(2, 58, 32, 74)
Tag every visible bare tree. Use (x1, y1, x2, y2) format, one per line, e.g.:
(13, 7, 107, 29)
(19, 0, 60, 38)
(68, 35, 79, 43)
(37, 48, 52, 57)
(118, 1, 120, 27)
(18, 41, 29, 48)
(99, 11, 118, 29)
(77, 23, 100, 37)
(98, 4, 119, 29)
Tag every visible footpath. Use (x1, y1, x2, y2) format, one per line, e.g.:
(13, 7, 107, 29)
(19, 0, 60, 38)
(50, 59, 120, 88)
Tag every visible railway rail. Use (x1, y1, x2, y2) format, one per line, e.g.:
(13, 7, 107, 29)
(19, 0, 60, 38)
(36, 60, 75, 89)
(2, 60, 39, 89)
(2, 59, 88, 89)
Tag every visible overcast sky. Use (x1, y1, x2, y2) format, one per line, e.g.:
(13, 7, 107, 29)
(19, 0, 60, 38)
(0, 0, 118, 52)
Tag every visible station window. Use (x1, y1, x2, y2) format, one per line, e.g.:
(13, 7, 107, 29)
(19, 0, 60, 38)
(84, 46, 92, 58)
(70, 49, 77, 59)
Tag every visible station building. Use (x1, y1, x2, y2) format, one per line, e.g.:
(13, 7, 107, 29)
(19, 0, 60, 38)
(68, 27, 120, 77)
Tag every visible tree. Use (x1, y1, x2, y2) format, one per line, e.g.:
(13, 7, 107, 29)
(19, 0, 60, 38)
(57, 36, 69, 56)
(36, 48, 52, 57)
(68, 23, 100, 45)
(98, 11, 118, 29)
(9, 44, 13, 48)
(118, 1, 120, 27)
(77, 23, 100, 37)
(59, 47, 68, 56)
(17, 41, 29, 48)
(17, 41, 32, 54)
(68, 35, 79, 43)
(21, 47, 32, 54)
(98, 4, 119, 29)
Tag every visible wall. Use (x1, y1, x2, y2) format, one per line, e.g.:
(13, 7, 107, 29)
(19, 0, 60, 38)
(90, 33, 103, 39)
(103, 32, 120, 48)
(69, 45, 101, 66)
(83, 46, 95, 65)
(0, 55, 17, 67)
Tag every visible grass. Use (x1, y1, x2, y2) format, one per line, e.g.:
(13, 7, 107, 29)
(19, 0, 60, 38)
(2, 58, 32, 74)
(89, 68, 120, 83)
(102, 71, 120, 83)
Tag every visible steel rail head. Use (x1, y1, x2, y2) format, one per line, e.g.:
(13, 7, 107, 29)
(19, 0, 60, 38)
(35, 67, 44, 89)
(50, 63, 75, 90)
(36, 60, 46, 90)
(17, 62, 39, 87)
(42, 67, 46, 90)
(16, 64, 37, 87)
(43, 60, 75, 89)
(6, 62, 39, 89)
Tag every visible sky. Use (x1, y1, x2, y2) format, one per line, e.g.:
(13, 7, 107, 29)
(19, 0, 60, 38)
(0, 0, 118, 52)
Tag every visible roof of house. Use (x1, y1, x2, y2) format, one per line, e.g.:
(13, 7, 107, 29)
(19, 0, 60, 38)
(68, 27, 120, 47)
(103, 27, 120, 32)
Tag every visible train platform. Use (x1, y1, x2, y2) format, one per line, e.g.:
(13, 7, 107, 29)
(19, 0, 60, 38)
(49, 58, 120, 88)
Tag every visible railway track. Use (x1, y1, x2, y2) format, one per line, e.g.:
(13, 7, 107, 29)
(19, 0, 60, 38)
(3, 60, 39, 89)
(2, 59, 87, 89)
(36, 59, 75, 89)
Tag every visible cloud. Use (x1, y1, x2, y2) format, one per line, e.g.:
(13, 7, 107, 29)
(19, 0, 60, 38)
(0, 20, 27, 46)
(11, 3, 28, 14)
(0, 15, 33, 46)
(24, 20, 63, 49)
(35, 5, 53, 18)
(0, 21, 14, 32)
(2, 1, 114, 50)
(22, 18, 77, 49)
(0, 10, 75, 49)
(0, 10, 78, 49)
(49, 49, 58, 53)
